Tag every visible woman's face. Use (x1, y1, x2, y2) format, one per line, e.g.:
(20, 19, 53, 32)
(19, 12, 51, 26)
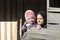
(37, 14, 44, 25)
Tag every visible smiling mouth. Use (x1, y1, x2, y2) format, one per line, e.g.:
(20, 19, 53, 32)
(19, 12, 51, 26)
(30, 21, 34, 23)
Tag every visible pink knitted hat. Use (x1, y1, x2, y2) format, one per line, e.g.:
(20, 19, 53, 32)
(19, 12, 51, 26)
(25, 10, 35, 20)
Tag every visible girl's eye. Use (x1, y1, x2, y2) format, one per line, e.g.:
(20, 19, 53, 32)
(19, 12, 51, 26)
(27, 18, 30, 20)
(31, 17, 34, 19)
(37, 18, 43, 19)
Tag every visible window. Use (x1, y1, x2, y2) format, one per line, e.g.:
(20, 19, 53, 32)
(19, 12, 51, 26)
(49, 0, 60, 8)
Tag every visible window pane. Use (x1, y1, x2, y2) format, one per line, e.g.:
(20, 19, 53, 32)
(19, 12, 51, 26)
(49, 0, 60, 8)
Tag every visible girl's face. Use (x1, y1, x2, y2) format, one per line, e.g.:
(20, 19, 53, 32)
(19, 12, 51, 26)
(37, 14, 44, 25)
(27, 17, 35, 23)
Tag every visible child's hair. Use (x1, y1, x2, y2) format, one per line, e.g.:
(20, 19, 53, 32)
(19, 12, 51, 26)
(25, 10, 36, 21)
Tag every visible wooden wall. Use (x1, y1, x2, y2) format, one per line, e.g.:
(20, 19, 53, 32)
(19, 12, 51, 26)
(0, 21, 17, 40)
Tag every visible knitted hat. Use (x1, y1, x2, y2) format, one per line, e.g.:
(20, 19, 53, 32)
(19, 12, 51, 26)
(25, 10, 35, 20)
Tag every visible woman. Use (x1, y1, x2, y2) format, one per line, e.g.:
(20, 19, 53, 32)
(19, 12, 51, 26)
(37, 11, 47, 28)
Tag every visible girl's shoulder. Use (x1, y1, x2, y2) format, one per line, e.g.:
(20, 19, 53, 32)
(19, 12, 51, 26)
(23, 21, 28, 25)
(22, 21, 29, 27)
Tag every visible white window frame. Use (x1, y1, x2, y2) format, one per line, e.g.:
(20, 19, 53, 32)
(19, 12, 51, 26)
(47, 0, 60, 12)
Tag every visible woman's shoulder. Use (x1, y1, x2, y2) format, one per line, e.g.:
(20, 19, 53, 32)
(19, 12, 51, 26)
(43, 24, 47, 28)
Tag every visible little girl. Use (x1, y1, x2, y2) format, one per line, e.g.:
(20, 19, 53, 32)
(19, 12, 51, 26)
(22, 10, 36, 40)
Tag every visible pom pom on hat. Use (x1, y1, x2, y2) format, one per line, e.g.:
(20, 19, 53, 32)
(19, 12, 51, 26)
(25, 10, 35, 20)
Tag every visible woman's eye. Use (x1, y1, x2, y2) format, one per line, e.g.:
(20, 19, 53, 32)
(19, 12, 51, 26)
(37, 18, 42, 19)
